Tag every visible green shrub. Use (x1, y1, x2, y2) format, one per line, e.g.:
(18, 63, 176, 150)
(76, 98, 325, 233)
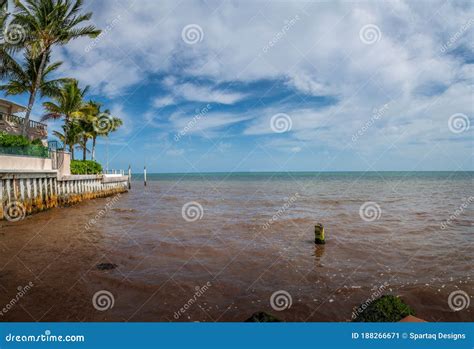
(31, 138, 44, 146)
(352, 295, 415, 322)
(0, 132, 48, 158)
(245, 312, 282, 322)
(0, 132, 30, 147)
(70, 160, 103, 175)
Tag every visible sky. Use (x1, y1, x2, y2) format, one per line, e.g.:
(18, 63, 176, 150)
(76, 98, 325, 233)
(3, 0, 474, 172)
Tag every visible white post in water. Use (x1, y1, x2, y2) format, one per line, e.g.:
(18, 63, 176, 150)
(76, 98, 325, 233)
(128, 165, 132, 189)
(144, 166, 147, 187)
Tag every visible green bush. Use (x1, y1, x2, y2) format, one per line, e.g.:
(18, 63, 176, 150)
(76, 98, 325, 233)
(245, 312, 282, 322)
(352, 295, 415, 322)
(70, 160, 103, 175)
(0, 132, 48, 158)
(31, 138, 44, 146)
(0, 132, 30, 147)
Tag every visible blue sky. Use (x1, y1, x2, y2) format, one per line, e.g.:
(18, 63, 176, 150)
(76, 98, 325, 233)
(3, 0, 473, 172)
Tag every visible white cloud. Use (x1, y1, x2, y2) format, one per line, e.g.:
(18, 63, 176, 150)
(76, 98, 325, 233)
(150, 79, 247, 107)
(169, 110, 251, 136)
(48, 0, 472, 164)
(176, 82, 246, 105)
(152, 95, 175, 108)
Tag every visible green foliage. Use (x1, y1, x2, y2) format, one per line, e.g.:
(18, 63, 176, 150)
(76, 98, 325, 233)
(31, 138, 43, 145)
(245, 312, 282, 322)
(0, 132, 48, 157)
(352, 295, 415, 322)
(0, 132, 30, 147)
(70, 160, 103, 175)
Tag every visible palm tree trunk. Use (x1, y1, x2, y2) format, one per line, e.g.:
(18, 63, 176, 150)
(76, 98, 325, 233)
(92, 136, 96, 161)
(64, 115, 70, 154)
(82, 136, 87, 160)
(21, 51, 48, 137)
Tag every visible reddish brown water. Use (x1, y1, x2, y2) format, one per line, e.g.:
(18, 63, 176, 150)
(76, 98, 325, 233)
(0, 173, 472, 322)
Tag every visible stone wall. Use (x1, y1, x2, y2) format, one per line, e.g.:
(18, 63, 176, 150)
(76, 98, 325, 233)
(0, 154, 53, 171)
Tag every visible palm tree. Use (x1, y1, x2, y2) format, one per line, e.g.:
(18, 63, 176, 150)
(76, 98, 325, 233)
(0, 50, 69, 118)
(75, 135, 90, 160)
(73, 107, 94, 160)
(79, 101, 123, 161)
(0, 0, 7, 30)
(41, 79, 88, 155)
(80, 101, 103, 161)
(52, 122, 81, 160)
(6, 0, 101, 136)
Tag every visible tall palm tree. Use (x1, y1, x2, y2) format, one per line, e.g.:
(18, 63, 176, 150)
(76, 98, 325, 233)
(0, 1, 9, 61)
(75, 135, 90, 160)
(41, 79, 88, 155)
(73, 106, 94, 160)
(6, 0, 101, 136)
(80, 101, 107, 161)
(0, 50, 68, 115)
(0, 0, 7, 30)
(52, 122, 81, 160)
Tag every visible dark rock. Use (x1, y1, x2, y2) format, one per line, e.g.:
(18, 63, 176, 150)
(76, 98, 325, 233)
(96, 263, 118, 271)
(245, 311, 282, 322)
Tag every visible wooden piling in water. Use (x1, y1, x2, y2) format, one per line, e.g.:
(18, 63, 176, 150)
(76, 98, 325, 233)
(144, 166, 147, 186)
(314, 223, 325, 244)
(128, 165, 132, 189)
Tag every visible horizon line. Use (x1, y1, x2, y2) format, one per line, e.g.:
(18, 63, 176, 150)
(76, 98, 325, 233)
(129, 170, 474, 174)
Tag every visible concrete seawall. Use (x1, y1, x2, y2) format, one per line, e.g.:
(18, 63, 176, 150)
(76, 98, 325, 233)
(0, 171, 128, 220)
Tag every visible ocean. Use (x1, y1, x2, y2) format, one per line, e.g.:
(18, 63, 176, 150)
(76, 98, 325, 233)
(0, 171, 472, 321)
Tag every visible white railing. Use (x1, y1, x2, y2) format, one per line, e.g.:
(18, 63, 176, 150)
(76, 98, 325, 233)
(103, 169, 125, 176)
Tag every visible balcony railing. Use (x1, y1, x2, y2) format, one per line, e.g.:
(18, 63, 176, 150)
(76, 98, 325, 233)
(0, 112, 47, 132)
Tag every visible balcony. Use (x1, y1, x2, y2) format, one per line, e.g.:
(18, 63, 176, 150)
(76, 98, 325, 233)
(0, 112, 48, 140)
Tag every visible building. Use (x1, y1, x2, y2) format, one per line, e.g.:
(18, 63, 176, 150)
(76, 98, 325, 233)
(0, 98, 48, 141)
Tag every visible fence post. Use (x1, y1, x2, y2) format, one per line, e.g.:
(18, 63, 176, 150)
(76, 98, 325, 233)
(144, 166, 147, 187)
